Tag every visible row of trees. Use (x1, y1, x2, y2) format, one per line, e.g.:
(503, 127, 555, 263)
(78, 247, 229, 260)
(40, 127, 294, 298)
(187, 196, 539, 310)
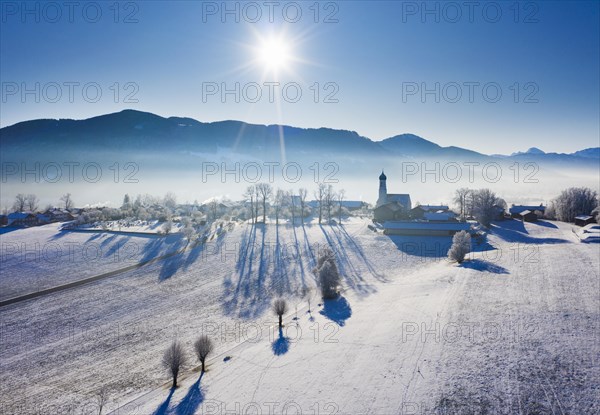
(546, 187, 599, 223)
(10, 192, 73, 213)
(244, 183, 346, 225)
(453, 188, 506, 226)
(162, 335, 214, 388)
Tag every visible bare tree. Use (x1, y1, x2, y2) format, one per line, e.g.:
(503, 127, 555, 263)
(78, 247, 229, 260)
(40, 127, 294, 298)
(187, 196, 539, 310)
(448, 230, 471, 263)
(25, 194, 39, 212)
(273, 298, 288, 328)
(244, 185, 256, 224)
(298, 188, 308, 224)
(207, 199, 220, 222)
(193, 335, 214, 373)
(162, 341, 186, 388)
(288, 190, 296, 224)
(314, 183, 326, 224)
(96, 386, 109, 415)
(13, 194, 27, 212)
(273, 189, 285, 225)
(183, 225, 196, 243)
(256, 183, 273, 223)
(324, 185, 336, 223)
(60, 193, 74, 210)
(337, 189, 345, 222)
(453, 188, 472, 219)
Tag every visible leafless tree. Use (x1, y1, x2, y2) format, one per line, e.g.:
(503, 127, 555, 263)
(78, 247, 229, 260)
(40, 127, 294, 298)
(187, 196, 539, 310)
(244, 185, 256, 224)
(96, 386, 109, 415)
(453, 188, 472, 219)
(273, 189, 285, 225)
(256, 183, 273, 223)
(208, 199, 220, 222)
(324, 185, 336, 223)
(337, 189, 345, 222)
(13, 193, 27, 212)
(314, 183, 326, 224)
(273, 298, 288, 328)
(288, 190, 296, 223)
(194, 335, 214, 373)
(448, 231, 471, 263)
(298, 188, 308, 224)
(60, 193, 74, 210)
(25, 194, 39, 212)
(162, 340, 187, 388)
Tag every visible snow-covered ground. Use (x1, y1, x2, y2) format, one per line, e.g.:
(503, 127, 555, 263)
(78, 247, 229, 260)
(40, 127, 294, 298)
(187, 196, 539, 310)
(0, 223, 187, 301)
(0, 218, 598, 414)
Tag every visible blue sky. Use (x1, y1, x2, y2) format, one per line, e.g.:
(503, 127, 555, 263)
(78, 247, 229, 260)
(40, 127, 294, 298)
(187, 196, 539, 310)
(1, 0, 599, 154)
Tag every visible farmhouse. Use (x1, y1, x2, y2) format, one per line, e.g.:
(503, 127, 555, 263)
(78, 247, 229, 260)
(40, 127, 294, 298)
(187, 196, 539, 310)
(374, 171, 411, 222)
(575, 215, 595, 226)
(44, 209, 75, 222)
(518, 210, 538, 222)
(7, 212, 38, 227)
(509, 204, 545, 219)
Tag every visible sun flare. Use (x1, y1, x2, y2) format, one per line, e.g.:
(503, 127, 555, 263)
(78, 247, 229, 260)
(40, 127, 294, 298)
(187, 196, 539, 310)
(257, 36, 291, 71)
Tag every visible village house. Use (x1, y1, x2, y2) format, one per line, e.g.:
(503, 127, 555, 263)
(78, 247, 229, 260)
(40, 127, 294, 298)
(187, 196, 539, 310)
(575, 215, 596, 226)
(7, 212, 39, 227)
(509, 204, 545, 219)
(518, 210, 538, 222)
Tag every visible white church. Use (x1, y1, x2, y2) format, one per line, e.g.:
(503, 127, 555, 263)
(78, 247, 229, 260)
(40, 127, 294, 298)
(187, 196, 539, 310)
(373, 171, 412, 222)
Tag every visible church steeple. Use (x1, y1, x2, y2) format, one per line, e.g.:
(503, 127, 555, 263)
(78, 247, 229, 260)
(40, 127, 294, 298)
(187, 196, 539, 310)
(377, 170, 387, 207)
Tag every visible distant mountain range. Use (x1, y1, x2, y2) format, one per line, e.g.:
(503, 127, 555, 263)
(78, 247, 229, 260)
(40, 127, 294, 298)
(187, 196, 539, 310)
(1, 110, 598, 167)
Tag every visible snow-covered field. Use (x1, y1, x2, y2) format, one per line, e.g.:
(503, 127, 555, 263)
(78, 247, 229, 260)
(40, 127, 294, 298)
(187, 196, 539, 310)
(0, 218, 598, 414)
(0, 223, 187, 302)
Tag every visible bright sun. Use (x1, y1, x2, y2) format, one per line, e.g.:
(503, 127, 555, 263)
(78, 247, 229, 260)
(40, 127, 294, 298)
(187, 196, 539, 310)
(258, 36, 290, 71)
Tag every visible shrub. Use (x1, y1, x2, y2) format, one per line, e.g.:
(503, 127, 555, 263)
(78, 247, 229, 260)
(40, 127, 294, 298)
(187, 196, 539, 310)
(448, 231, 471, 263)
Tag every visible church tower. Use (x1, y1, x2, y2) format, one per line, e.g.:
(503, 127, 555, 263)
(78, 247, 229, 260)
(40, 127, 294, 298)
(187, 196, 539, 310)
(376, 170, 387, 207)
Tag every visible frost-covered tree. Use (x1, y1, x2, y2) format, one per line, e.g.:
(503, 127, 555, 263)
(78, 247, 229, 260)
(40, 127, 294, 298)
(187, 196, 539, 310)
(298, 188, 308, 224)
(162, 220, 173, 235)
(453, 188, 472, 219)
(472, 188, 502, 227)
(324, 185, 336, 223)
(193, 335, 214, 373)
(337, 189, 345, 222)
(163, 192, 177, 211)
(552, 187, 598, 223)
(448, 231, 471, 263)
(273, 298, 288, 328)
(162, 341, 186, 388)
(273, 189, 285, 225)
(315, 247, 341, 299)
(314, 183, 326, 224)
(256, 183, 273, 223)
(244, 185, 256, 224)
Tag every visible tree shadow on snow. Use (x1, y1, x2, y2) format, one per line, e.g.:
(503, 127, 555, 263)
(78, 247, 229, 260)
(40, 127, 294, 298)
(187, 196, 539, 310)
(153, 387, 175, 415)
(271, 327, 290, 355)
(490, 221, 568, 244)
(320, 295, 352, 326)
(173, 373, 205, 415)
(460, 259, 509, 275)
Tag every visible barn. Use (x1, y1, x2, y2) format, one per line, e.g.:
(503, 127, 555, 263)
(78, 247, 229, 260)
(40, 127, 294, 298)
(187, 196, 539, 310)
(575, 215, 595, 226)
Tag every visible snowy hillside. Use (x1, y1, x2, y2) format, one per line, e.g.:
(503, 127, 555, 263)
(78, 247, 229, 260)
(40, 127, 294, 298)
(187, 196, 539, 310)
(0, 218, 598, 414)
